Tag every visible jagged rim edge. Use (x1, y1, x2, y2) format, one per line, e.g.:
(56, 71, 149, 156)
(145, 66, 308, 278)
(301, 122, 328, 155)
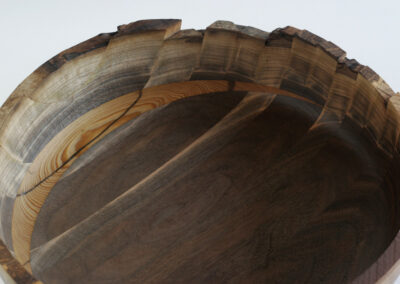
(1, 18, 397, 112)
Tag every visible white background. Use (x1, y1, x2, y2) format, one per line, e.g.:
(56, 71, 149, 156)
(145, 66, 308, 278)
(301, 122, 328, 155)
(0, 0, 399, 107)
(0, 0, 399, 106)
(0, 0, 399, 283)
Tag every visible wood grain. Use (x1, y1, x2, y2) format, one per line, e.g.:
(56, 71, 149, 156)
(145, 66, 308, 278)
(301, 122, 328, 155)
(0, 19, 399, 283)
(12, 81, 296, 272)
(0, 239, 39, 283)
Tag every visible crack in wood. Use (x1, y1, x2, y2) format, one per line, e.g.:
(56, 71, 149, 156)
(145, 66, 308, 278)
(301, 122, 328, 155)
(16, 90, 143, 197)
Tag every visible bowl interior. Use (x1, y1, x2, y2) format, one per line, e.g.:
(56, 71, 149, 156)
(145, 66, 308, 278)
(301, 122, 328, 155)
(31, 90, 400, 283)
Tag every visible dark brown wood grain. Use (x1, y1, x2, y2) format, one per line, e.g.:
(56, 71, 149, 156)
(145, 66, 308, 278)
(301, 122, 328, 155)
(32, 91, 400, 283)
(1, 19, 399, 283)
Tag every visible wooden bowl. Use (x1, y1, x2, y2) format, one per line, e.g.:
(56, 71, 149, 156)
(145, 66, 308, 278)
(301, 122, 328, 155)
(0, 19, 399, 283)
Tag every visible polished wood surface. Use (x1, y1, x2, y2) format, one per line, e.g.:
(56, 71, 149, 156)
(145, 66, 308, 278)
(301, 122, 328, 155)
(0, 19, 399, 283)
